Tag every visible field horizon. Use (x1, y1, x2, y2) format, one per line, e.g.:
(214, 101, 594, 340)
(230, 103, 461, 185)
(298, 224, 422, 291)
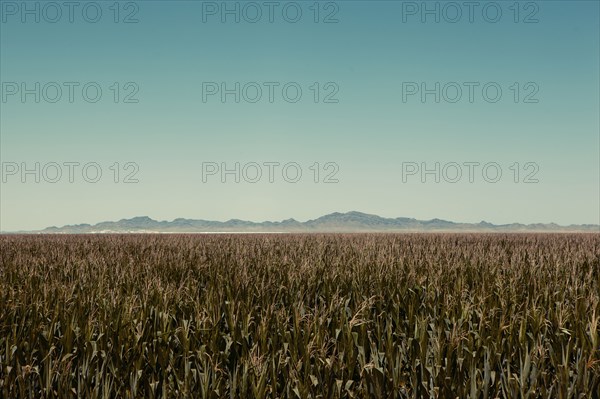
(5, 211, 599, 234)
(2, 1, 598, 397)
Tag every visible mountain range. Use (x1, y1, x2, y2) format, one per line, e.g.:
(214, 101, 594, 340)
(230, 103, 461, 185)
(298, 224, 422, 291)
(24, 212, 600, 233)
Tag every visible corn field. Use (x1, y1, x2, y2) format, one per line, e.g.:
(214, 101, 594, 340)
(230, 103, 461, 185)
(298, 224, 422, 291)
(0, 233, 599, 398)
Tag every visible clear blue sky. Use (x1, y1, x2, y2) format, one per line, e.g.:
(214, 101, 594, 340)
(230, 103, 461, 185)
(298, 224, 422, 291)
(1, 0, 599, 231)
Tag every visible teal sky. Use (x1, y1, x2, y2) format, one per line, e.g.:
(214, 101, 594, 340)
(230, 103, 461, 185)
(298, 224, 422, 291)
(1, 0, 599, 231)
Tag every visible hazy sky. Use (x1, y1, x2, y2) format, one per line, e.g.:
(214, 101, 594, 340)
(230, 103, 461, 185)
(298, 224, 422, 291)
(1, 0, 599, 231)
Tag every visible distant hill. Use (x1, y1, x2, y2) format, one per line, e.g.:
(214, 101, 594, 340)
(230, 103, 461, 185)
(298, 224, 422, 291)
(27, 212, 600, 233)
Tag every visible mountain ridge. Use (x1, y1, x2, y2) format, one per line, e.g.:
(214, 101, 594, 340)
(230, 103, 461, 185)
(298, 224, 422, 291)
(16, 212, 600, 233)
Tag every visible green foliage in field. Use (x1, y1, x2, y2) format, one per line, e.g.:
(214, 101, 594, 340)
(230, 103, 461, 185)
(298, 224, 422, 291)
(0, 234, 599, 398)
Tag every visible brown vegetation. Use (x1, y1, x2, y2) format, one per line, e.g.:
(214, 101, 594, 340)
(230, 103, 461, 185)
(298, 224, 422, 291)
(0, 234, 599, 397)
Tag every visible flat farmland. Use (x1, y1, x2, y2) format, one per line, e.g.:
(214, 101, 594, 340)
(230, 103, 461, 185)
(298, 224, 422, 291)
(0, 234, 599, 398)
